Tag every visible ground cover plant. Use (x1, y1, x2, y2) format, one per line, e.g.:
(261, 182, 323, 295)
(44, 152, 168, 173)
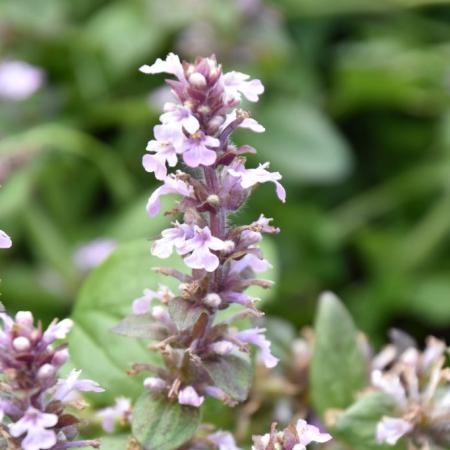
(2, 51, 450, 450)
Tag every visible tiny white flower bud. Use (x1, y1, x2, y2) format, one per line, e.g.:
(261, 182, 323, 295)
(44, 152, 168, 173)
(204, 293, 221, 308)
(208, 115, 225, 130)
(144, 377, 167, 392)
(152, 306, 169, 322)
(12, 336, 31, 352)
(206, 194, 220, 207)
(189, 72, 207, 88)
(210, 340, 235, 355)
(37, 363, 56, 379)
(222, 240, 235, 253)
(15, 311, 33, 327)
(197, 105, 210, 114)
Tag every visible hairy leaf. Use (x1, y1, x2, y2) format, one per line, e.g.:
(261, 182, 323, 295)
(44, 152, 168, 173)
(311, 292, 368, 416)
(132, 393, 200, 450)
(203, 351, 252, 402)
(168, 297, 208, 331)
(69, 240, 181, 404)
(112, 313, 168, 339)
(334, 392, 406, 450)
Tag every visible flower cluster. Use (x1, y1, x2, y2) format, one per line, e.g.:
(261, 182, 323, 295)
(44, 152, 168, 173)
(372, 336, 450, 448)
(114, 53, 284, 410)
(0, 311, 103, 450)
(252, 420, 332, 450)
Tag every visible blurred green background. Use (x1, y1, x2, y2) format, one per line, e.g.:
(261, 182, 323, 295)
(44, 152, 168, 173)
(1, 0, 450, 347)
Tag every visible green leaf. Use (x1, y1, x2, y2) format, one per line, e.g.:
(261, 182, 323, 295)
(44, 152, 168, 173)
(85, 2, 165, 75)
(168, 297, 209, 331)
(69, 240, 182, 405)
(112, 313, 169, 340)
(274, 0, 450, 15)
(132, 393, 200, 450)
(203, 351, 252, 402)
(334, 392, 406, 450)
(99, 435, 132, 450)
(246, 99, 352, 184)
(0, 123, 135, 205)
(311, 292, 368, 416)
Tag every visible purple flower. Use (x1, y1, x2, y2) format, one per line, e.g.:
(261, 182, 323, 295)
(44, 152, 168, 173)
(222, 110, 265, 133)
(147, 174, 194, 217)
(160, 103, 200, 134)
(143, 125, 183, 180)
(140, 53, 185, 82)
(9, 407, 58, 450)
(376, 417, 412, 445)
(0, 229, 12, 248)
(144, 377, 167, 393)
(151, 222, 194, 259)
(178, 386, 204, 408)
(73, 238, 117, 271)
(228, 162, 286, 202)
(0, 60, 44, 101)
(181, 131, 220, 168)
(53, 369, 104, 401)
(132, 285, 175, 315)
(97, 397, 132, 433)
(222, 71, 264, 103)
(234, 328, 278, 368)
(208, 431, 241, 450)
(42, 318, 74, 344)
(132, 289, 157, 315)
(294, 419, 332, 449)
(180, 226, 229, 272)
(230, 254, 271, 274)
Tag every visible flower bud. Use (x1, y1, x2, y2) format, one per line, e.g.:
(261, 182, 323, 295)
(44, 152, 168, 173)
(206, 194, 220, 207)
(222, 240, 235, 253)
(52, 348, 70, 367)
(197, 105, 210, 114)
(204, 293, 221, 308)
(12, 336, 31, 352)
(37, 363, 56, 380)
(15, 311, 33, 327)
(144, 377, 167, 393)
(189, 72, 207, 88)
(208, 115, 225, 131)
(210, 341, 234, 355)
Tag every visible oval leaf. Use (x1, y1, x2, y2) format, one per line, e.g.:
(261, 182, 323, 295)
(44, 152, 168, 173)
(69, 240, 182, 404)
(132, 393, 200, 450)
(203, 351, 252, 402)
(334, 392, 407, 450)
(311, 292, 368, 416)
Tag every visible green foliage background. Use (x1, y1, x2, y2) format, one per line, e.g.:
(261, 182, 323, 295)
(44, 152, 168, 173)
(2, 0, 450, 354)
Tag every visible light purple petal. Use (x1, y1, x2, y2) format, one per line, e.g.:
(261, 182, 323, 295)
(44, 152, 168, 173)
(139, 53, 185, 81)
(208, 431, 241, 450)
(178, 386, 204, 408)
(73, 238, 116, 271)
(235, 328, 278, 368)
(296, 419, 332, 445)
(0, 229, 12, 248)
(132, 289, 156, 315)
(376, 417, 412, 445)
(183, 143, 217, 168)
(0, 61, 44, 101)
(184, 245, 220, 272)
(53, 369, 103, 401)
(142, 154, 168, 180)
